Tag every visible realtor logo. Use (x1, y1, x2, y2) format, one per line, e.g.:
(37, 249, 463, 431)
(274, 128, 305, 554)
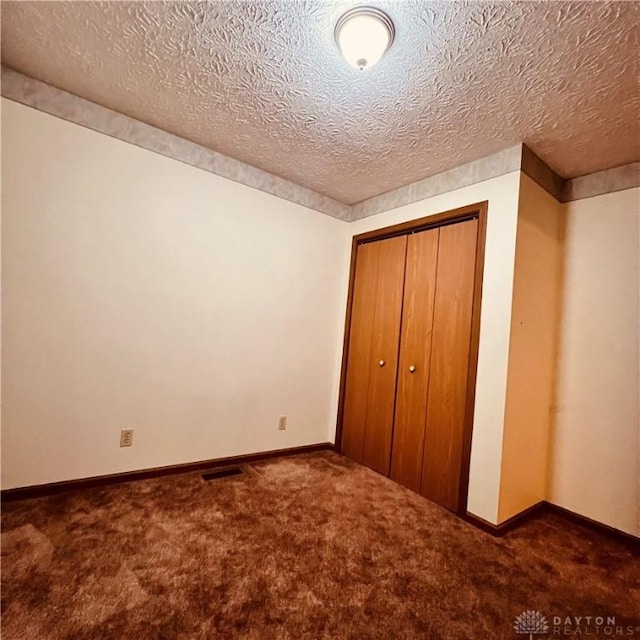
(514, 610, 549, 639)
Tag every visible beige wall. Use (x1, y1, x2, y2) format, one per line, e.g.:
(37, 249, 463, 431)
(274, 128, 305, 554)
(548, 187, 640, 536)
(498, 174, 563, 521)
(4, 97, 637, 536)
(2, 100, 522, 525)
(1, 99, 350, 489)
(349, 173, 522, 524)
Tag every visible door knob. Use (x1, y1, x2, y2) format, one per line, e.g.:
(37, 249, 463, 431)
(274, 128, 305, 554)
(379, 360, 385, 367)
(409, 365, 416, 373)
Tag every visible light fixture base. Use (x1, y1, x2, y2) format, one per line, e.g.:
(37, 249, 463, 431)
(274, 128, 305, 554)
(335, 6, 395, 71)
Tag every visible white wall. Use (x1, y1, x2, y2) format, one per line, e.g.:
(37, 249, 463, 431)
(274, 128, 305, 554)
(549, 187, 640, 536)
(1, 99, 350, 489)
(498, 174, 563, 521)
(349, 172, 522, 524)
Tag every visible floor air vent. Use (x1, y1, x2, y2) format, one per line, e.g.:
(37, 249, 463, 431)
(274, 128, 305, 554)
(201, 467, 243, 481)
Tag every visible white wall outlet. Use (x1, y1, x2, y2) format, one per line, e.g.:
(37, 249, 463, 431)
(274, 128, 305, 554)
(120, 429, 134, 447)
(278, 416, 287, 431)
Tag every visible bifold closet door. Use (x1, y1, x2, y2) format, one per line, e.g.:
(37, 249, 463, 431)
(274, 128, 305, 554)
(389, 228, 440, 493)
(341, 235, 407, 475)
(421, 218, 478, 511)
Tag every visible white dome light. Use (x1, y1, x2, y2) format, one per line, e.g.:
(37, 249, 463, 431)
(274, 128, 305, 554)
(335, 7, 395, 71)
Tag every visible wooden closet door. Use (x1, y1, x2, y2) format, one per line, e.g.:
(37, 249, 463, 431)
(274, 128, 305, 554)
(341, 235, 407, 475)
(421, 219, 478, 511)
(390, 228, 439, 492)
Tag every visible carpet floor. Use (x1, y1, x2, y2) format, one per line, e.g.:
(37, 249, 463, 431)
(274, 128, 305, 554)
(2, 451, 638, 639)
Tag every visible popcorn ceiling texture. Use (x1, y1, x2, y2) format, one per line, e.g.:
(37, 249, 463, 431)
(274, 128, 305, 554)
(2, 1, 638, 205)
(0, 68, 352, 220)
(4, 71, 636, 219)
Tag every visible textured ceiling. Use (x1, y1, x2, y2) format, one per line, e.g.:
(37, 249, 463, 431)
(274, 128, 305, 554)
(2, 1, 638, 205)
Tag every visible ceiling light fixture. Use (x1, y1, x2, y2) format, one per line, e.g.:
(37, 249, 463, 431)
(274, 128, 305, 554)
(335, 6, 395, 71)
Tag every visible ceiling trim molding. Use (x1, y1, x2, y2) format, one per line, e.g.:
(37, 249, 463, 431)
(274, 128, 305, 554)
(520, 144, 564, 201)
(2, 67, 636, 222)
(562, 163, 640, 202)
(350, 146, 523, 220)
(0, 66, 352, 221)
(352, 145, 639, 220)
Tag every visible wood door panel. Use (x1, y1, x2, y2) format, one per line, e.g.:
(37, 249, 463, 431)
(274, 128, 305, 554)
(341, 235, 407, 473)
(390, 228, 439, 492)
(421, 219, 479, 511)
(361, 235, 408, 475)
(341, 242, 379, 463)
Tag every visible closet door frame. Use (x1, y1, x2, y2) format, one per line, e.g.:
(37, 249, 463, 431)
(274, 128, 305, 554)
(336, 201, 488, 515)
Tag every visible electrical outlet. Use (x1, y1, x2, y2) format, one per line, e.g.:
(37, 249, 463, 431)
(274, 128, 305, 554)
(120, 429, 134, 447)
(278, 416, 287, 431)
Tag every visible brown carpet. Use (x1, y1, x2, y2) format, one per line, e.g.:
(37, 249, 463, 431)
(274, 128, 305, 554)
(2, 451, 638, 639)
